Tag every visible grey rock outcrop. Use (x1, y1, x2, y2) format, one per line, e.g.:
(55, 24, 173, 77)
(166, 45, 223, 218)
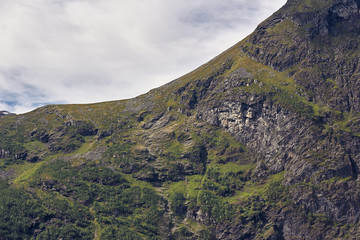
(167, 36, 360, 238)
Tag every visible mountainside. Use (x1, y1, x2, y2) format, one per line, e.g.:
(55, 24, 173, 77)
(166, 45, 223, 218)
(243, 0, 360, 113)
(1, 0, 360, 239)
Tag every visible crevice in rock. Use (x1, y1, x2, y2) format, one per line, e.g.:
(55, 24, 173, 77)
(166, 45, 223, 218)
(348, 153, 359, 178)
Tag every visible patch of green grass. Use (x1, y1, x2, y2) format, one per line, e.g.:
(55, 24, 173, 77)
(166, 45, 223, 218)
(287, 0, 333, 13)
(321, 176, 353, 186)
(12, 161, 46, 186)
(211, 163, 254, 174)
(166, 175, 203, 200)
(122, 173, 154, 189)
(74, 137, 98, 155)
(24, 140, 47, 152)
(164, 140, 184, 161)
(267, 19, 296, 45)
(225, 171, 284, 204)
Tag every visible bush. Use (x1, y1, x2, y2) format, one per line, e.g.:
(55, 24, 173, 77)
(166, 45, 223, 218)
(170, 191, 186, 215)
(266, 179, 286, 203)
(197, 190, 235, 221)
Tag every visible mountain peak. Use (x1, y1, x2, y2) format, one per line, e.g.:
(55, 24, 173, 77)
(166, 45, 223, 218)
(285, 0, 360, 35)
(241, 0, 360, 112)
(285, 0, 360, 10)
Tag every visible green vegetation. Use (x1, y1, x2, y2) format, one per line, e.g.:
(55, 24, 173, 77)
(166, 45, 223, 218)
(0, 178, 93, 240)
(0, 2, 359, 237)
(0, 157, 166, 239)
(170, 191, 186, 215)
(287, 0, 334, 13)
(0, 79, 326, 239)
(0, 98, 294, 239)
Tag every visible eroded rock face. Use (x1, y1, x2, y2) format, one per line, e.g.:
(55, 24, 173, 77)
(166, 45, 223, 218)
(167, 63, 360, 238)
(242, 0, 360, 112)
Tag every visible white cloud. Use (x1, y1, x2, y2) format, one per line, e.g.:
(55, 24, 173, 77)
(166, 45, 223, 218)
(0, 0, 286, 113)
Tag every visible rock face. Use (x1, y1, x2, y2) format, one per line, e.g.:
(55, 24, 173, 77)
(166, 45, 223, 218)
(1, 0, 360, 239)
(243, 0, 360, 112)
(168, 53, 360, 238)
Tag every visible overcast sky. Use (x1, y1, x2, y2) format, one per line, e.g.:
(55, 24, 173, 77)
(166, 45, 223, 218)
(0, 0, 286, 113)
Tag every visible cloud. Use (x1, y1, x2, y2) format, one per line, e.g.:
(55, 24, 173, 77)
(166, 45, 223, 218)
(0, 0, 286, 113)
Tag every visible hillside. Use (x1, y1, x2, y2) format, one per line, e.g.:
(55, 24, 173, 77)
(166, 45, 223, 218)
(1, 0, 360, 239)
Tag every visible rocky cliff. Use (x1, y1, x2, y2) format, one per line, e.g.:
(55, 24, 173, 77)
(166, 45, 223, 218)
(243, 0, 360, 112)
(0, 0, 360, 239)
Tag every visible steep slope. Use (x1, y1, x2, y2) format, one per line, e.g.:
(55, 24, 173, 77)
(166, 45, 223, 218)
(1, 0, 360, 239)
(243, 0, 360, 112)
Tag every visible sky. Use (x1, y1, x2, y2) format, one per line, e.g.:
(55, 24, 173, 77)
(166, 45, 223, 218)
(0, 0, 287, 113)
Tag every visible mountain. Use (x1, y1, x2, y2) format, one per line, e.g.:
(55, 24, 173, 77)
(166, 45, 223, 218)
(0, 111, 15, 117)
(1, 0, 360, 239)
